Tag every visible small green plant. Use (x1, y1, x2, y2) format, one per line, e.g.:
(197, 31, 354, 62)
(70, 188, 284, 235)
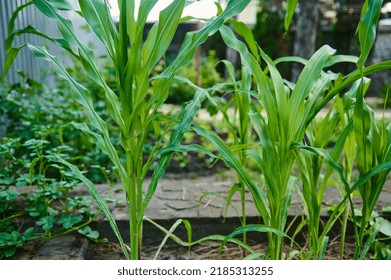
(3, 0, 250, 259)
(0, 138, 100, 259)
(0, 73, 116, 183)
(371, 207, 391, 259)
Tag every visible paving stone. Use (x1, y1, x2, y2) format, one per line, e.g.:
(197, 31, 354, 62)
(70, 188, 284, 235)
(199, 195, 225, 207)
(145, 208, 172, 220)
(165, 201, 198, 211)
(198, 206, 224, 218)
(78, 173, 391, 222)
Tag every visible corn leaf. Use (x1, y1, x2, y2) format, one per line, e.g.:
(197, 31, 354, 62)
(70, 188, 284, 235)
(31, 0, 123, 129)
(288, 45, 335, 143)
(153, 219, 191, 260)
(78, 0, 119, 59)
(141, 90, 207, 222)
(193, 125, 270, 223)
(46, 154, 129, 259)
(220, 224, 289, 250)
(284, 0, 298, 32)
(26, 44, 127, 183)
(357, 0, 382, 72)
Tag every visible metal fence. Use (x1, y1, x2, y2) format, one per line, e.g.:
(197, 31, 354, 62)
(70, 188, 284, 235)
(0, 0, 68, 85)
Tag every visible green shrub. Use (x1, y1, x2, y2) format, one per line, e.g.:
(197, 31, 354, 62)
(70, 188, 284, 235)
(0, 74, 117, 184)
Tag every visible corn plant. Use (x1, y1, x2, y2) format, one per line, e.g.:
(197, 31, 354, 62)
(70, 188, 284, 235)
(190, 0, 391, 259)
(307, 0, 391, 260)
(350, 0, 390, 258)
(2, 0, 250, 259)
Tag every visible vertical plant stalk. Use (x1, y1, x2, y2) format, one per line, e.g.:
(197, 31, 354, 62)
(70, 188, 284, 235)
(218, 59, 253, 250)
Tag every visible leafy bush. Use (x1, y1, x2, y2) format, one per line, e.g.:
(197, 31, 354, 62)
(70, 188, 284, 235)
(0, 73, 117, 184)
(0, 136, 101, 259)
(0, 74, 112, 258)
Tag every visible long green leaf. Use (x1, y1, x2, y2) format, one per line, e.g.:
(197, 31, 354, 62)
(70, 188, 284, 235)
(46, 154, 129, 259)
(193, 125, 270, 223)
(284, 0, 298, 32)
(7, 1, 33, 35)
(161, 0, 251, 78)
(310, 60, 391, 125)
(357, 0, 382, 71)
(140, 90, 207, 223)
(141, 0, 185, 73)
(26, 44, 127, 183)
(144, 217, 256, 254)
(219, 224, 294, 258)
(321, 160, 391, 241)
(158, 144, 218, 160)
(1, 46, 25, 81)
(78, 0, 119, 59)
(5, 25, 76, 55)
(288, 45, 336, 143)
(219, 25, 279, 140)
(31, 0, 123, 129)
(153, 219, 191, 260)
(227, 19, 259, 58)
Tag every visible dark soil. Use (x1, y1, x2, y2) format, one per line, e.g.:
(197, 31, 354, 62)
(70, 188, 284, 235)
(85, 237, 357, 260)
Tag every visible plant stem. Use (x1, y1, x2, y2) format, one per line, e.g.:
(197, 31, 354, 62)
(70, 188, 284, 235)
(239, 182, 247, 251)
(339, 202, 349, 259)
(126, 149, 139, 260)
